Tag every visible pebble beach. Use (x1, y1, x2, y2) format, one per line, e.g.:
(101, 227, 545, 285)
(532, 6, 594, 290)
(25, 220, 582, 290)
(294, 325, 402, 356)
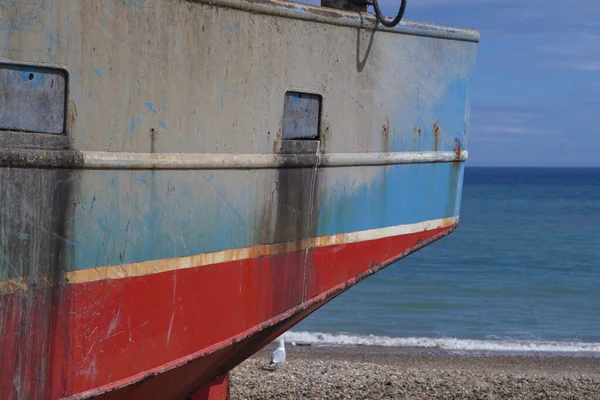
(231, 346, 600, 399)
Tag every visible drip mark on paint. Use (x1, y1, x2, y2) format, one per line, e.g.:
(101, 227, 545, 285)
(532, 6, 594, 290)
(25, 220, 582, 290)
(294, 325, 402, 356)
(106, 302, 121, 338)
(124, 0, 141, 10)
(343, 90, 364, 109)
(220, 85, 252, 108)
(167, 274, 177, 345)
(220, 84, 224, 108)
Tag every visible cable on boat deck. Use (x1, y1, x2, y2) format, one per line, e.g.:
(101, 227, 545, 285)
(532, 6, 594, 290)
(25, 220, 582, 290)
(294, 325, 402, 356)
(370, 0, 407, 27)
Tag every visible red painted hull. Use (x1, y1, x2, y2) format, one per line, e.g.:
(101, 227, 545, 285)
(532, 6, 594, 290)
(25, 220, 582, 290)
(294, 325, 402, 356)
(1, 225, 452, 399)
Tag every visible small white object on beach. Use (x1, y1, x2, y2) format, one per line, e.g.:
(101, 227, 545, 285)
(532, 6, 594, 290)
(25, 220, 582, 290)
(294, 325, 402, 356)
(270, 337, 286, 365)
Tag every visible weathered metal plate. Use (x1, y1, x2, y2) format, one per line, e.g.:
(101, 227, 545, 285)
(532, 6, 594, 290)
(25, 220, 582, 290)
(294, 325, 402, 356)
(282, 92, 321, 140)
(280, 140, 320, 154)
(0, 64, 67, 134)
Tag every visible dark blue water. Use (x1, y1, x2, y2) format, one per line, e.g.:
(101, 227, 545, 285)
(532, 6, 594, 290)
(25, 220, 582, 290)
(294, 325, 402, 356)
(291, 168, 600, 353)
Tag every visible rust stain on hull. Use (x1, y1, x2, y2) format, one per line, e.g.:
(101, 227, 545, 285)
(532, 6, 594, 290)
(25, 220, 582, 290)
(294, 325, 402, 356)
(382, 117, 391, 153)
(0, 166, 78, 399)
(412, 125, 422, 150)
(433, 122, 441, 151)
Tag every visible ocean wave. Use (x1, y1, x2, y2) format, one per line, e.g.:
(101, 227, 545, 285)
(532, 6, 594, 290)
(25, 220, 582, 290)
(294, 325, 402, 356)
(282, 331, 600, 354)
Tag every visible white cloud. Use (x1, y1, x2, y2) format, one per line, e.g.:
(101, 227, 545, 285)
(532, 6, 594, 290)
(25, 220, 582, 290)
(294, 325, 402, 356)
(537, 32, 600, 56)
(534, 32, 600, 71)
(472, 125, 562, 136)
(471, 110, 537, 125)
(543, 60, 600, 71)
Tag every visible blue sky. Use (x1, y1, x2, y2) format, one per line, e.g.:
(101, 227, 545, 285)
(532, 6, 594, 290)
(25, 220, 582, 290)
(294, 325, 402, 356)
(300, 0, 600, 166)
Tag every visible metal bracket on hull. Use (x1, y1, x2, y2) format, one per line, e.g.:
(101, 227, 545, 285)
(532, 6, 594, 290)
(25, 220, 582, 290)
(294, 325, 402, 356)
(280, 140, 321, 155)
(188, 374, 230, 400)
(0, 62, 70, 151)
(0, 63, 68, 135)
(282, 91, 322, 141)
(321, 0, 367, 12)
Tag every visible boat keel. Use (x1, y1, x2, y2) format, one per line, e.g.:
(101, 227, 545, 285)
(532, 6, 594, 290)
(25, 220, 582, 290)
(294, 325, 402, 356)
(188, 374, 230, 400)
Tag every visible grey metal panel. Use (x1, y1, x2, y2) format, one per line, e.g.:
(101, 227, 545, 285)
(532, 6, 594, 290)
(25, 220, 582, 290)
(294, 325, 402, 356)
(0, 131, 69, 150)
(282, 92, 321, 140)
(280, 139, 321, 154)
(0, 64, 67, 134)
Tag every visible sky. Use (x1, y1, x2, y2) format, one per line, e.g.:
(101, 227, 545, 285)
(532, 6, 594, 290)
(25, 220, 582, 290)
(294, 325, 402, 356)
(298, 0, 600, 166)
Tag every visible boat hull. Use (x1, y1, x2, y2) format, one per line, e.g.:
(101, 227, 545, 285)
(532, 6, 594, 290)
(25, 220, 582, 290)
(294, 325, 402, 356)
(0, 0, 478, 398)
(2, 217, 454, 399)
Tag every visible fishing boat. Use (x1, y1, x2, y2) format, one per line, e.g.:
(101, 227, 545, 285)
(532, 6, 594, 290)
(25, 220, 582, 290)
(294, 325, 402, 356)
(0, 0, 478, 398)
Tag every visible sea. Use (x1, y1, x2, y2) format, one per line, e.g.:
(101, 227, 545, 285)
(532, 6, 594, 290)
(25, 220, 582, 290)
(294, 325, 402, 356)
(287, 167, 600, 356)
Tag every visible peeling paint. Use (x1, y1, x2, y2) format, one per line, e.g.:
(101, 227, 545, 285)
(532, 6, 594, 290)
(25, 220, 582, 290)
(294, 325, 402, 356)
(144, 102, 158, 114)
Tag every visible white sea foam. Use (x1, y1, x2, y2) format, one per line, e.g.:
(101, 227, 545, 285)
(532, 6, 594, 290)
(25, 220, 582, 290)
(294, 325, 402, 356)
(282, 331, 600, 354)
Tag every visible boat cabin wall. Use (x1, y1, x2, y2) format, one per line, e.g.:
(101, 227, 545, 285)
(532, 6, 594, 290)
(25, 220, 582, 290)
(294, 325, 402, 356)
(0, 0, 477, 156)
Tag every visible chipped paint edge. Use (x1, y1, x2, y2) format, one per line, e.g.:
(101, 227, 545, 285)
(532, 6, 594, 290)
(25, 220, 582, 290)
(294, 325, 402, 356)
(0, 217, 458, 295)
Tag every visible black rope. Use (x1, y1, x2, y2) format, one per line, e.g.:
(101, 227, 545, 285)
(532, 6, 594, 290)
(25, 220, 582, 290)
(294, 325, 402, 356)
(371, 0, 407, 28)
